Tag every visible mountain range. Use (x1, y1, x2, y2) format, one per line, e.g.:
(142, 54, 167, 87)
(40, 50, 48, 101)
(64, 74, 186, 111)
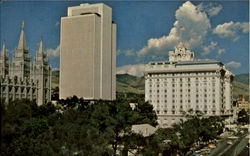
(51, 70, 249, 99)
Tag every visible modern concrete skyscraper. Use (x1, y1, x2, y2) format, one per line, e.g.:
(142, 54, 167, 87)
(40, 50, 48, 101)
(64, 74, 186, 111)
(60, 3, 116, 100)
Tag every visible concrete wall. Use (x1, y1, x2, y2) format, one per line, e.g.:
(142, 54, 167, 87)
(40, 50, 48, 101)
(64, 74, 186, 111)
(60, 15, 98, 99)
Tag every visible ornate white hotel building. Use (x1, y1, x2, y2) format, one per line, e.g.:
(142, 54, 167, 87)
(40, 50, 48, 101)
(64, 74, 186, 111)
(0, 22, 51, 106)
(144, 43, 234, 127)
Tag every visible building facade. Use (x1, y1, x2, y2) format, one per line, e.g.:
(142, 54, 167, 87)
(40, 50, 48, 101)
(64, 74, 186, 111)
(60, 3, 116, 100)
(144, 43, 234, 127)
(0, 21, 52, 106)
(237, 95, 249, 112)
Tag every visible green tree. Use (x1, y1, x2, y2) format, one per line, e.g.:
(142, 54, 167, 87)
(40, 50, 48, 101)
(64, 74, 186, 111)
(238, 109, 249, 124)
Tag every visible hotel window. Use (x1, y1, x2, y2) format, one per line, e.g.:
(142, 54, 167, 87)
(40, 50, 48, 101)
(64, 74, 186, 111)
(188, 78, 190, 82)
(172, 89, 175, 92)
(188, 84, 191, 87)
(188, 100, 190, 103)
(180, 89, 182, 92)
(196, 99, 199, 103)
(172, 100, 175, 103)
(172, 84, 175, 87)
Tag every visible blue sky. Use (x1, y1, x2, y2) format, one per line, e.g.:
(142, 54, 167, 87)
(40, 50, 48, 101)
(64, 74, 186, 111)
(0, 1, 249, 76)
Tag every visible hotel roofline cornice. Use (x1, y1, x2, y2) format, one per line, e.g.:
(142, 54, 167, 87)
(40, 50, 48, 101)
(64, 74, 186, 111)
(144, 67, 225, 74)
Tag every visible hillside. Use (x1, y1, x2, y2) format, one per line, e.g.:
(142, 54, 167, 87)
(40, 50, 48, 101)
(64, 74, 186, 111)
(51, 70, 249, 98)
(116, 74, 144, 94)
(234, 73, 249, 85)
(233, 74, 249, 99)
(51, 70, 59, 89)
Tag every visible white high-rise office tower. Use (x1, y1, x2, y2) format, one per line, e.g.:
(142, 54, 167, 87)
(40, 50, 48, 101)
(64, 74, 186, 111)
(144, 43, 234, 127)
(60, 3, 116, 100)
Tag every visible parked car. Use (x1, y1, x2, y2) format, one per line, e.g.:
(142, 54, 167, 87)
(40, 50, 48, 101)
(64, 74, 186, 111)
(208, 144, 216, 149)
(227, 140, 233, 145)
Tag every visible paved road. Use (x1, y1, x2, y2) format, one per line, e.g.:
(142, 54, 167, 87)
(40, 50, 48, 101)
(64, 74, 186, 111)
(238, 146, 249, 156)
(208, 138, 229, 156)
(209, 134, 248, 156)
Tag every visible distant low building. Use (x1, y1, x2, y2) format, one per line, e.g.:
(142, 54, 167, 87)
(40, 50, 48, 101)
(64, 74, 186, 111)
(144, 42, 234, 127)
(0, 21, 51, 106)
(237, 95, 249, 112)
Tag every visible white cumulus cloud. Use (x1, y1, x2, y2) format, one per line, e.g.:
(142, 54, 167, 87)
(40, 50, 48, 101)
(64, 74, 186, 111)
(137, 1, 211, 60)
(198, 3, 222, 17)
(201, 41, 217, 56)
(45, 45, 60, 58)
(216, 48, 226, 58)
(213, 21, 249, 40)
(117, 49, 135, 57)
(117, 64, 145, 77)
(225, 61, 241, 69)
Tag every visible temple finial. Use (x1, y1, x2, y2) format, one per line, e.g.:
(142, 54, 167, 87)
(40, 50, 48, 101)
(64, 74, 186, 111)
(22, 21, 24, 30)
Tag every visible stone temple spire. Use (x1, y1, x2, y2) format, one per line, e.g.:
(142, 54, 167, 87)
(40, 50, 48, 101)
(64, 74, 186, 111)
(17, 21, 27, 50)
(38, 37, 44, 54)
(1, 40, 6, 57)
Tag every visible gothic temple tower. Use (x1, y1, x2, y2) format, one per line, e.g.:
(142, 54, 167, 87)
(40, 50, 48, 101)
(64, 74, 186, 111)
(0, 41, 9, 77)
(32, 39, 52, 105)
(0, 21, 51, 106)
(9, 21, 32, 80)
